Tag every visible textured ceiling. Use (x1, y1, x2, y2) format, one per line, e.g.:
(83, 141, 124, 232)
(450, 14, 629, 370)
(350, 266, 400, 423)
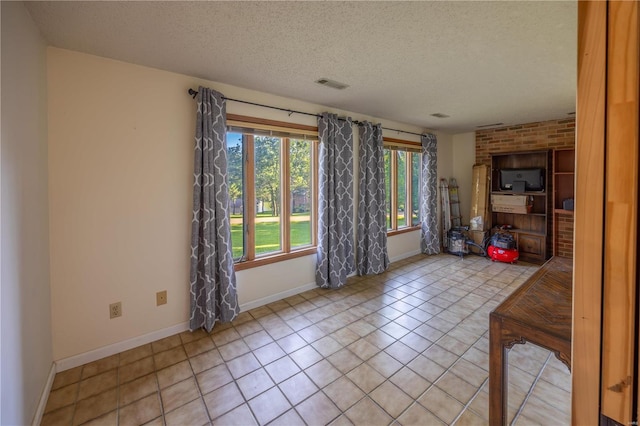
(25, 1, 577, 133)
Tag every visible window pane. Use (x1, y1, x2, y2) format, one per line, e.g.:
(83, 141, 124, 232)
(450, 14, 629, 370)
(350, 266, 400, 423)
(384, 149, 392, 230)
(290, 139, 313, 249)
(397, 151, 407, 228)
(227, 132, 244, 259)
(254, 136, 282, 256)
(411, 153, 421, 226)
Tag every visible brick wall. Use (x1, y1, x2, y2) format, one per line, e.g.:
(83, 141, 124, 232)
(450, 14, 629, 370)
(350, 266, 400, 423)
(475, 118, 575, 166)
(476, 118, 576, 259)
(555, 213, 574, 258)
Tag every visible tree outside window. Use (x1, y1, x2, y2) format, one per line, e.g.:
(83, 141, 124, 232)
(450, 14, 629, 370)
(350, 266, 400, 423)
(384, 144, 421, 232)
(226, 125, 317, 264)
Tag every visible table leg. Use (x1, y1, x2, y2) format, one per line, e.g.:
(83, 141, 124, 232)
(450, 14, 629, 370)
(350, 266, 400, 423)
(489, 316, 508, 426)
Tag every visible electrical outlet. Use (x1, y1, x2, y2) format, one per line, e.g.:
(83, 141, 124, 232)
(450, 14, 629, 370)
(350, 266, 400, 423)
(109, 302, 122, 319)
(156, 290, 167, 306)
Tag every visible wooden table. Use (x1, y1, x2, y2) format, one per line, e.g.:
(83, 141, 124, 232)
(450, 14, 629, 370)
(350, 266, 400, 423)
(489, 256, 572, 425)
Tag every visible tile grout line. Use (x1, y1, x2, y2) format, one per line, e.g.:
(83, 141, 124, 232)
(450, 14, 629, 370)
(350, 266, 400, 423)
(312, 258, 505, 423)
(69, 365, 84, 426)
(181, 336, 208, 425)
(389, 257, 517, 423)
(451, 376, 490, 425)
(44, 255, 559, 426)
(510, 351, 552, 425)
(218, 329, 258, 424)
(398, 258, 535, 423)
(116, 355, 122, 426)
(373, 260, 494, 424)
(268, 257, 449, 424)
(228, 300, 342, 425)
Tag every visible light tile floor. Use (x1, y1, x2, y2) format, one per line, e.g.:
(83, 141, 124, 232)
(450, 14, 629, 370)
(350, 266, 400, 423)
(42, 254, 571, 426)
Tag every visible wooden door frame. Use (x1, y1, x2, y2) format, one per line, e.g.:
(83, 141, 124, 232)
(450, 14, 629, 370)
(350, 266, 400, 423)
(573, 2, 606, 423)
(573, 1, 639, 424)
(601, 0, 639, 421)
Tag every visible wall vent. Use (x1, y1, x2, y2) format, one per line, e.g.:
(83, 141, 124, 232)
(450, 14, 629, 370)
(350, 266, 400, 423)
(315, 78, 349, 90)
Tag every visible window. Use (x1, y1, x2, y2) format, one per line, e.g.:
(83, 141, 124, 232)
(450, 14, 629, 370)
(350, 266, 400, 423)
(226, 115, 318, 269)
(383, 138, 421, 232)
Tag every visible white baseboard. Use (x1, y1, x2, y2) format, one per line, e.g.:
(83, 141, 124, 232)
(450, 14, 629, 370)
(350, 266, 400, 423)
(55, 322, 189, 372)
(239, 281, 317, 311)
(390, 249, 422, 263)
(32, 363, 56, 425)
(55, 260, 427, 373)
(55, 282, 318, 372)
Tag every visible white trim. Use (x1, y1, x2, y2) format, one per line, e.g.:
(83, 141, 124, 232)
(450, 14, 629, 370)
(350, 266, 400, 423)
(239, 281, 316, 312)
(32, 363, 56, 426)
(390, 249, 422, 263)
(52, 255, 421, 373)
(55, 322, 189, 372)
(54, 281, 318, 372)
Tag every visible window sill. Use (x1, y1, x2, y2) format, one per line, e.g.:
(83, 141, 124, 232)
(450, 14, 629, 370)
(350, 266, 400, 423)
(388, 226, 421, 236)
(234, 247, 317, 271)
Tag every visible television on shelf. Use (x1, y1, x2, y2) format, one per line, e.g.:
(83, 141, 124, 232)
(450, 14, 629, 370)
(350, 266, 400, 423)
(499, 168, 545, 191)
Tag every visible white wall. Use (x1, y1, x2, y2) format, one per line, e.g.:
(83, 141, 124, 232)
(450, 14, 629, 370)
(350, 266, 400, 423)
(47, 48, 454, 363)
(452, 132, 476, 224)
(436, 133, 454, 237)
(1, 2, 53, 424)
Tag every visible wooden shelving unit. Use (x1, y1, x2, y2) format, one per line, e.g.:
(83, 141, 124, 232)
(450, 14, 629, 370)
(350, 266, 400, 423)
(490, 150, 551, 264)
(553, 149, 575, 257)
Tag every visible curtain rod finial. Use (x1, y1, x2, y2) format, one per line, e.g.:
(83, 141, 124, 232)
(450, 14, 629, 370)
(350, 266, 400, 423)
(188, 88, 198, 99)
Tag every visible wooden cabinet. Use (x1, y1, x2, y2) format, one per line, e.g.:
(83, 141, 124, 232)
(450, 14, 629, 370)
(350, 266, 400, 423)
(490, 151, 551, 264)
(518, 233, 545, 261)
(553, 149, 575, 258)
(553, 149, 575, 212)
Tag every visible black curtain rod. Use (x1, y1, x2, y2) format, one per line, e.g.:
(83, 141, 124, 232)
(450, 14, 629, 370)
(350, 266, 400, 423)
(188, 88, 426, 138)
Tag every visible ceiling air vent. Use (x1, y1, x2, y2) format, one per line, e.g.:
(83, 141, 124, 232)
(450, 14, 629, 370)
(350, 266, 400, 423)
(315, 78, 349, 90)
(430, 113, 450, 118)
(477, 122, 504, 128)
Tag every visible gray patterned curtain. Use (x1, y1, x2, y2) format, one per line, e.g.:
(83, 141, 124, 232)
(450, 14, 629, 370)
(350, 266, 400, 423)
(316, 113, 355, 289)
(189, 87, 239, 332)
(356, 121, 389, 275)
(420, 133, 440, 254)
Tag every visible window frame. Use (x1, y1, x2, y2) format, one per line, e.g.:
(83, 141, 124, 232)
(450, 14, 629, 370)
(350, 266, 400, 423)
(226, 114, 319, 271)
(383, 137, 422, 236)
